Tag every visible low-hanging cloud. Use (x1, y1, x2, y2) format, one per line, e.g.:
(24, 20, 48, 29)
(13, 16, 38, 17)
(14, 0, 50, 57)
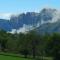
(0, 13, 12, 20)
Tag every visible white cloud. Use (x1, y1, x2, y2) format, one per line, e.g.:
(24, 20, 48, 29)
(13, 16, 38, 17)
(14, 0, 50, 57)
(9, 29, 17, 34)
(16, 24, 33, 33)
(50, 11, 60, 23)
(0, 13, 12, 20)
(9, 24, 34, 34)
(0, 13, 18, 20)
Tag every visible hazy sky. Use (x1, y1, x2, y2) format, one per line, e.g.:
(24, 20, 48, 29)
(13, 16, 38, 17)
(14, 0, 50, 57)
(0, 0, 60, 19)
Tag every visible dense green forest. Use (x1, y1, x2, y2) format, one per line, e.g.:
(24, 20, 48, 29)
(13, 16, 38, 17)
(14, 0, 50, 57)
(0, 30, 60, 60)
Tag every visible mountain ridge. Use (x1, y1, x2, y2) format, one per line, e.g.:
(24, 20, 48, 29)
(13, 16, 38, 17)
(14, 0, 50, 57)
(0, 8, 60, 33)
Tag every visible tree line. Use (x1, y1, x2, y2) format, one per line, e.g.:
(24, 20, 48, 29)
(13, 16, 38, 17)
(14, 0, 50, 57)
(0, 30, 60, 60)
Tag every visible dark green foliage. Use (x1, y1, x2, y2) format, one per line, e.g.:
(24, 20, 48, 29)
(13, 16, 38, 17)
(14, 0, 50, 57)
(46, 33, 60, 60)
(0, 30, 60, 60)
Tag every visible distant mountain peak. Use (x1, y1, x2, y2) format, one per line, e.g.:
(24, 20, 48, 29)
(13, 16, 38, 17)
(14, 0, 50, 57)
(41, 8, 57, 12)
(0, 8, 60, 33)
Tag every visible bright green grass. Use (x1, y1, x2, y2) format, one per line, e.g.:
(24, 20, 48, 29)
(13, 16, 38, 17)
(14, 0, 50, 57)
(0, 55, 32, 60)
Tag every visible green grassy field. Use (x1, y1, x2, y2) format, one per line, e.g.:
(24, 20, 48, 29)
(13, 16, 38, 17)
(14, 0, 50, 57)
(0, 55, 32, 60)
(0, 55, 53, 60)
(0, 52, 53, 60)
